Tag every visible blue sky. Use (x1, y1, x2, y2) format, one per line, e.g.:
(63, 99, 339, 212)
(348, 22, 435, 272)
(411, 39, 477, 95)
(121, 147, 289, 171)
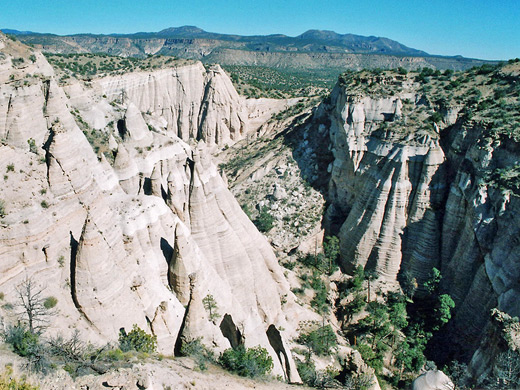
(1, 0, 519, 60)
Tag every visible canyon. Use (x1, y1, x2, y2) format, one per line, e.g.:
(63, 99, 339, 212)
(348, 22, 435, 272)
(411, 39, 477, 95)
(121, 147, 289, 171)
(0, 29, 519, 389)
(319, 67, 520, 375)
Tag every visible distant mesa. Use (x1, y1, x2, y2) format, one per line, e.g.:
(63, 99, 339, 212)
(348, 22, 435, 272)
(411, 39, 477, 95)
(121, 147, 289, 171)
(1, 25, 492, 71)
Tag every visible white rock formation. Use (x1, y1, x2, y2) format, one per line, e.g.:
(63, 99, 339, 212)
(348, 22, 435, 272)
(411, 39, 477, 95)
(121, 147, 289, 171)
(322, 67, 520, 376)
(0, 32, 305, 382)
(326, 86, 446, 284)
(412, 370, 454, 390)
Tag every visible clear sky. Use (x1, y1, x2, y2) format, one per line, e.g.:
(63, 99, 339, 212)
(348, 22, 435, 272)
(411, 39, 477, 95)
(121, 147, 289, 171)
(1, 0, 519, 60)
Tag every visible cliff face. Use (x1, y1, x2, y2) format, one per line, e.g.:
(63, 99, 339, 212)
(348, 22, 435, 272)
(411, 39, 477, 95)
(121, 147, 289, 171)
(0, 33, 305, 382)
(322, 66, 520, 369)
(64, 63, 249, 147)
(61, 60, 290, 149)
(326, 86, 446, 285)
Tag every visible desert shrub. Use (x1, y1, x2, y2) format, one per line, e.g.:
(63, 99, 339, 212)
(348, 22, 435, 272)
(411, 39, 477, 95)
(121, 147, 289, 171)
(46, 330, 114, 378)
(101, 348, 125, 362)
(0, 200, 5, 217)
(253, 206, 274, 232)
(3, 324, 50, 373)
(27, 138, 38, 154)
(4, 324, 39, 357)
(43, 297, 57, 309)
(298, 252, 319, 268)
(478, 349, 520, 389)
(429, 112, 444, 124)
(443, 361, 471, 390)
(219, 345, 273, 378)
(296, 358, 318, 385)
(119, 324, 156, 353)
(296, 359, 343, 388)
(180, 338, 215, 370)
(343, 372, 374, 390)
(11, 58, 24, 67)
(0, 367, 39, 390)
(443, 69, 454, 77)
(281, 260, 296, 270)
(312, 366, 341, 388)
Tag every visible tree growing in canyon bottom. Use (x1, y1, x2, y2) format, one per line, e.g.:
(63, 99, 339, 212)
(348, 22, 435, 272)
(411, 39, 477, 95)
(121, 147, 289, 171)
(393, 268, 455, 379)
(414, 267, 455, 332)
(487, 349, 520, 389)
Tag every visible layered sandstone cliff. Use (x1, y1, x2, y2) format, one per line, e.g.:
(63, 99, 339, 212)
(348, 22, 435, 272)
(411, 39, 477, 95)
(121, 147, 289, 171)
(321, 67, 520, 373)
(63, 61, 288, 148)
(325, 85, 446, 286)
(0, 32, 306, 382)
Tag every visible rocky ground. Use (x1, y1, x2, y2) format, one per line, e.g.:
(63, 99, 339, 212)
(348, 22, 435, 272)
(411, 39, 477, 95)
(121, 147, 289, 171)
(0, 347, 313, 390)
(217, 96, 332, 259)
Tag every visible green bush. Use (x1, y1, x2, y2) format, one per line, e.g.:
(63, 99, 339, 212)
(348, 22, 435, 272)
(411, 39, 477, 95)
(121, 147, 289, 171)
(297, 235, 339, 275)
(241, 204, 253, 219)
(350, 265, 365, 291)
(435, 294, 455, 329)
(253, 206, 274, 232)
(3, 324, 50, 373)
(43, 296, 58, 309)
(219, 345, 273, 378)
(27, 138, 38, 154)
(119, 324, 157, 353)
(180, 338, 215, 370)
(429, 112, 444, 124)
(4, 324, 40, 357)
(356, 342, 384, 375)
(296, 359, 339, 388)
(101, 348, 125, 362)
(296, 358, 318, 385)
(346, 294, 366, 319)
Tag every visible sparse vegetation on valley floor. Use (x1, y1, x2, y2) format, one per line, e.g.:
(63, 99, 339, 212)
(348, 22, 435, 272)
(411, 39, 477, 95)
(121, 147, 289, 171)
(44, 52, 194, 84)
(222, 65, 336, 99)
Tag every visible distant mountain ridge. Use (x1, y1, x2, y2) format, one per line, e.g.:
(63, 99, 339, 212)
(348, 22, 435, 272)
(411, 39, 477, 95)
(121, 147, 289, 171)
(2, 26, 492, 71)
(1, 25, 428, 56)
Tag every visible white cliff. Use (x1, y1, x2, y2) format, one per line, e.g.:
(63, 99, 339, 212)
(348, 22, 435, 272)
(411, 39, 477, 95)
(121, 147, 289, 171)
(0, 32, 305, 382)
